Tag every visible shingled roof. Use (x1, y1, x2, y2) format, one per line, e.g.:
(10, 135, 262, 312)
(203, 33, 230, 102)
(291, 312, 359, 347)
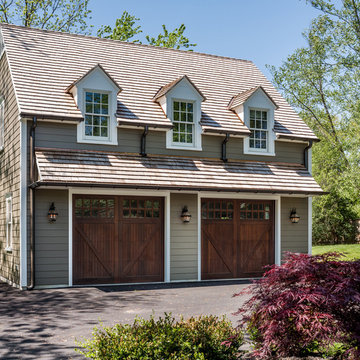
(34, 148, 323, 195)
(0, 23, 317, 140)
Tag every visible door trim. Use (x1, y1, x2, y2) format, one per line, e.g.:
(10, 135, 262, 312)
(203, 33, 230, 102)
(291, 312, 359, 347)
(199, 193, 281, 280)
(68, 188, 170, 286)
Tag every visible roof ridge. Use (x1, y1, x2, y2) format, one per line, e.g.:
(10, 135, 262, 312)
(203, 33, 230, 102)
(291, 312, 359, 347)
(0, 22, 254, 64)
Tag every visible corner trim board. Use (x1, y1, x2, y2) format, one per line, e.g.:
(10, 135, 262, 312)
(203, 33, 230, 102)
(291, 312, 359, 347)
(68, 189, 73, 286)
(308, 197, 312, 255)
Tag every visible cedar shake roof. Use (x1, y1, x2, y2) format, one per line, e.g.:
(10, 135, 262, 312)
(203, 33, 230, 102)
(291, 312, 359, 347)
(228, 86, 279, 110)
(0, 23, 317, 140)
(34, 148, 324, 195)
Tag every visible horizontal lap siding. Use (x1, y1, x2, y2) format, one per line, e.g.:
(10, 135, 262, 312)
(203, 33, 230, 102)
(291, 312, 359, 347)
(0, 53, 21, 285)
(170, 193, 198, 281)
(35, 122, 306, 164)
(35, 189, 68, 286)
(281, 197, 308, 257)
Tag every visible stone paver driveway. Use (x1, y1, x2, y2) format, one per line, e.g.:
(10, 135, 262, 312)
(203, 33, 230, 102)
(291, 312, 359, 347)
(0, 281, 250, 359)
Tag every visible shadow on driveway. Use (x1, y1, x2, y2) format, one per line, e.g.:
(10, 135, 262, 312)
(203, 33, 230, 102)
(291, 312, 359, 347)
(0, 280, 251, 359)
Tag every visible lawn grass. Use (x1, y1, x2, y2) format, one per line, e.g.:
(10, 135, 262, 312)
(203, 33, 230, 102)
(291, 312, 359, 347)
(312, 243, 360, 261)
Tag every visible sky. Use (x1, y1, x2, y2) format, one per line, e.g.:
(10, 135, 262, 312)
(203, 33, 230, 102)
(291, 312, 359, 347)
(89, 0, 321, 79)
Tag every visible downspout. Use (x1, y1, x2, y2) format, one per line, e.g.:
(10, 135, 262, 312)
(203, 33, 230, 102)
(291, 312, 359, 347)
(28, 116, 37, 290)
(140, 125, 149, 157)
(304, 140, 313, 171)
(221, 133, 230, 162)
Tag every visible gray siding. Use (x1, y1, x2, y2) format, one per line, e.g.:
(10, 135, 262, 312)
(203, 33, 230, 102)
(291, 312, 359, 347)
(35, 122, 306, 164)
(35, 189, 68, 286)
(281, 197, 308, 258)
(170, 193, 198, 281)
(0, 53, 21, 285)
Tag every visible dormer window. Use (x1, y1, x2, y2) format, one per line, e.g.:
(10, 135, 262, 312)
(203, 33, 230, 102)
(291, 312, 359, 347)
(172, 101, 194, 145)
(153, 75, 206, 151)
(85, 91, 110, 138)
(66, 64, 122, 146)
(228, 86, 278, 157)
(249, 109, 268, 150)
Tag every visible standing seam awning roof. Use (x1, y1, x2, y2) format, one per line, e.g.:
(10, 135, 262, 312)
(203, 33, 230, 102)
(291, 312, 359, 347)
(1, 24, 318, 140)
(34, 148, 324, 195)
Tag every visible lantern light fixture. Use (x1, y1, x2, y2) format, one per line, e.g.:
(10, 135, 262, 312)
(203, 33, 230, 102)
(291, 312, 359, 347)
(289, 208, 300, 224)
(180, 206, 191, 223)
(48, 202, 58, 223)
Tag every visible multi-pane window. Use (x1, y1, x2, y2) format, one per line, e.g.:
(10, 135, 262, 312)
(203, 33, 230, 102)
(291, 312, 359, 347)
(239, 202, 270, 220)
(172, 101, 194, 144)
(249, 109, 268, 150)
(5, 195, 12, 250)
(201, 200, 234, 220)
(122, 199, 160, 218)
(75, 198, 115, 218)
(0, 96, 4, 150)
(84, 91, 109, 138)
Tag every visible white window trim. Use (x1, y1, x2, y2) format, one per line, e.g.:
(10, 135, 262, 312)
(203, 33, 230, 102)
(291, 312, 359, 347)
(77, 88, 118, 146)
(166, 98, 202, 151)
(244, 106, 275, 156)
(5, 194, 12, 252)
(0, 96, 4, 152)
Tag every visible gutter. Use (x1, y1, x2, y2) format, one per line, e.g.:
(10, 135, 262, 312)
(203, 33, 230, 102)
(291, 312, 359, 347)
(304, 140, 313, 171)
(30, 181, 325, 196)
(28, 116, 37, 290)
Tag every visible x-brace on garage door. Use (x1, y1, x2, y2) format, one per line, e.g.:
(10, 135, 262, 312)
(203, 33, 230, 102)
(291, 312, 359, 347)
(201, 199, 275, 279)
(73, 195, 164, 285)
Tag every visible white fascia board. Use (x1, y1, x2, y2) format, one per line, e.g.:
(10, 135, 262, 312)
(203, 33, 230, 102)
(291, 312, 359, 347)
(20, 119, 27, 288)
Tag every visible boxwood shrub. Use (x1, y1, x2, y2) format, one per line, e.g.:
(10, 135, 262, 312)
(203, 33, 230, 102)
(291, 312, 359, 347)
(76, 313, 243, 359)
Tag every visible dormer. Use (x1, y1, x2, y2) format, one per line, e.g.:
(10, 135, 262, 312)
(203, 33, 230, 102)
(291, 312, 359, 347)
(228, 86, 278, 156)
(153, 75, 205, 151)
(66, 64, 122, 145)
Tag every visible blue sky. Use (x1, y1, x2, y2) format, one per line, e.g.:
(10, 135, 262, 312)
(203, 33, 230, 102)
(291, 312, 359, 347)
(90, 0, 321, 78)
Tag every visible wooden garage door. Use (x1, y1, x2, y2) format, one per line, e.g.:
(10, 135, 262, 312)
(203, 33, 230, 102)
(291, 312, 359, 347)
(201, 199, 274, 280)
(73, 195, 164, 285)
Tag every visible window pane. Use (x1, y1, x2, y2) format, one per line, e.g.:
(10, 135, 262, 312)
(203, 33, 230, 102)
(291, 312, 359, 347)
(250, 139, 254, 148)
(187, 103, 193, 112)
(93, 116, 100, 125)
(187, 124, 192, 133)
(262, 111, 267, 120)
(180, 134, 186, 142)
(101, 127, 108, 137)
(94, 93, 101, 103)
(256, 110, 261, 119)
(101, 117, 108, 127)
(174, 111, 179, 121)
(85, 92, 93, 102)
(180, 123, 185, 132)
(256, 120, 261, 128)
(181, 112, 186, 122)
(85, 115, 92, 125)
(187, 113, 193, 122)
(173, 133, 179, 142)
(101, 93, 108, 104)
(187, 134, 192, 143)
(94, 103, 100, 114)
(250, 109, 255, 119)
(174, 101, 179, 111)
(262, 121, 267, 129)
(85, 126, 92, 136)
(181, 102, 186, 111)
(93, 127, 100, 136)
(86, 103, 92, 113)
(101, 105, 108, 115)
(250, 120, 255, 128)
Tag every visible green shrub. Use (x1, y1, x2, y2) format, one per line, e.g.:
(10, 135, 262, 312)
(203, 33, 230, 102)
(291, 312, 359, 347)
(76, 313, 243, 359)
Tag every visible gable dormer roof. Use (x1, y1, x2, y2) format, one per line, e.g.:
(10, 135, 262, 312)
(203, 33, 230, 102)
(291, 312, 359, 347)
(153, 75, 206, 102)
(228, 86, 279, 111)
(65, 63, 122, 94)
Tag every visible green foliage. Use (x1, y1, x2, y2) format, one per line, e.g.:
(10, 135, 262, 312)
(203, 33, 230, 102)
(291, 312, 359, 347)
(97, 11, 142, 42)
(146, 24, 196, 50)
(269, 0, 360, 244)
(76, 313, 243, 360)
(98, 11, 196, 50)
(0, 0, 92, 33)
(312, 244, 360, 261)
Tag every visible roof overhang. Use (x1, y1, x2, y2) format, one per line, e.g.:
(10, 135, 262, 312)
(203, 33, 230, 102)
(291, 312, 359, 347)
(34, 148, 324, 196)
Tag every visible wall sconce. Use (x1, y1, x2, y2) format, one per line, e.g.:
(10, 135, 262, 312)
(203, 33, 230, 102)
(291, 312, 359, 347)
(48, 202, 58, 223)
(289, 208, 300, 223)
(180, 206, 191, 223)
